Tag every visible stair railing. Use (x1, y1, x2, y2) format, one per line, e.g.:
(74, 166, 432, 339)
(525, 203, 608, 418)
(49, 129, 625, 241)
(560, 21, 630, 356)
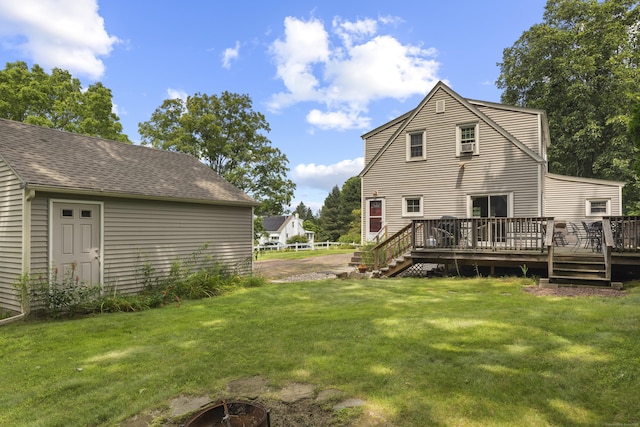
(370, 222, 419, 270)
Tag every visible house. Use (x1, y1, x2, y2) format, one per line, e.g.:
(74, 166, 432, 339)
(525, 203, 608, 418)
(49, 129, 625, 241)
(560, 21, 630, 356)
(0, 118, 259, 313)
(259, 214, 314, 246)
(359, 81, 624, 242)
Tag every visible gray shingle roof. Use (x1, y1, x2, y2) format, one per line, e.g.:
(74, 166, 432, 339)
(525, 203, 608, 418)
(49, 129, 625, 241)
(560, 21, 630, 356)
(262, 215, 287, 232)
(0, 118, 258, 206)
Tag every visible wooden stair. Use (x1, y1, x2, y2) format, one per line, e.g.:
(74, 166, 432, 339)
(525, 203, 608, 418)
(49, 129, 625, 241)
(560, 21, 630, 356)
(549, 253, 611, 287)
(378, 253, 414, 277)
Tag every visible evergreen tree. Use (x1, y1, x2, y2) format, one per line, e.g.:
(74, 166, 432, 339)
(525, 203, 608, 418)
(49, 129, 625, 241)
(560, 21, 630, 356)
(319, 185, 342, 241)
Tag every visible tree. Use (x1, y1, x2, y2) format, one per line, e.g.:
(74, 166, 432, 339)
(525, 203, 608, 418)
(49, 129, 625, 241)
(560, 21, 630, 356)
(497, 0, 640, 212)
(317, 176, 362, 242)
(293, 202, 315, 221)
(338, 176, 361, 236)
(628, 101, 640, 213)
(0, 61, 129, 142)
(318, 185, 342, 241)
(138, 92, 295, 215)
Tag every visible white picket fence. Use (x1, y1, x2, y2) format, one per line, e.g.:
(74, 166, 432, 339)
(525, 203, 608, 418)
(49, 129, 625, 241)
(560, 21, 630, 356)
(255, 241, 355, 252)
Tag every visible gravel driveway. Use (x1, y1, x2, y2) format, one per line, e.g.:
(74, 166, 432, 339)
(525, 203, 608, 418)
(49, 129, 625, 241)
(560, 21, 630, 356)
(253, 252, 355, 281)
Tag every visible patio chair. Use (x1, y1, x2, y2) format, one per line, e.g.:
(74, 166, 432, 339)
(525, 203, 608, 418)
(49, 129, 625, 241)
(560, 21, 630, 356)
(568, 222, 588, 251)
(432, 227, 454, 248)
(581, 221, 601, 252)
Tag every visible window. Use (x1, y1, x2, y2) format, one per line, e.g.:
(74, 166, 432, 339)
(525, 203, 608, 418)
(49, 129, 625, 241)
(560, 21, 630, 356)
(406, 131, 426, 161)
(468, 193, 512, 218)
(586, 199, 610, 216)
(402, 196, 423, 217)
(456, 123, 479, 156)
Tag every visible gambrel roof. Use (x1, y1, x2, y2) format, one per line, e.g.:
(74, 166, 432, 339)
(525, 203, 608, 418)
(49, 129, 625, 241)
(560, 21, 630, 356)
(360, 81, 548, 176)
(0, 118, 258, 206)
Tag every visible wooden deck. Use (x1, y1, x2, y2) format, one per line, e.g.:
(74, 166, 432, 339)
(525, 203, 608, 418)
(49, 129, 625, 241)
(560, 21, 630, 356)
(370, 216, 640, 286)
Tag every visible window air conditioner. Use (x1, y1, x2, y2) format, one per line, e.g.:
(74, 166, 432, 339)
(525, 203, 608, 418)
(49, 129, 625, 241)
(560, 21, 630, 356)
(460, 142, 475, 153)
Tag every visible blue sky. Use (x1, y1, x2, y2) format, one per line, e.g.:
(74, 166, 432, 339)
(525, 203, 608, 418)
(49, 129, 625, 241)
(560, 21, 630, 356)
(0, 0, 548, 213)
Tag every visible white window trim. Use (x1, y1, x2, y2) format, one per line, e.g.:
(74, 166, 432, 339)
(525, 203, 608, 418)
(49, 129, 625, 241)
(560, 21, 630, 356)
(456, 123, 479, 156)
(406, 130, 427, 162)
(585, 199, 610, 217)
(402, 195, 423, 217)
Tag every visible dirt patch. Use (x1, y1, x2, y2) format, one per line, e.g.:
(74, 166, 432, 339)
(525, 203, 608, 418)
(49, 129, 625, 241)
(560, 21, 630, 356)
(254, 252, 354, 280)
(122, 375, 380, 427)
(524, 286, 627, 297)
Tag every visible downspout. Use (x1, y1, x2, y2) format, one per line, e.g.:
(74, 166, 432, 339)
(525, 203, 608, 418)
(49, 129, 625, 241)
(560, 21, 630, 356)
(0, 187, 35, 325)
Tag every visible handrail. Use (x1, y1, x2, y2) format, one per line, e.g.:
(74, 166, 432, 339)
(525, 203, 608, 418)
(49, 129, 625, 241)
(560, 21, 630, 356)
(370, 222, 416, 270)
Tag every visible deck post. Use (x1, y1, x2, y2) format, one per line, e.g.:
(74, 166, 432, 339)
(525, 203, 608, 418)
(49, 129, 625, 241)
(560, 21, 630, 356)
(546, 219, 555, 279)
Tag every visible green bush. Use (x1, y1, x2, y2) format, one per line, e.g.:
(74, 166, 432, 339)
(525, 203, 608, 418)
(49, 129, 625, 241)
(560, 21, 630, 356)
(286, 234, 309, 244)
(14, 244, 265, 318)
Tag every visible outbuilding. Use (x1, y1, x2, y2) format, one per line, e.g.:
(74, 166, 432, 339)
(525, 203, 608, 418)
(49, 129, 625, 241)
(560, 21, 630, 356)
(0, 119, 259, 313)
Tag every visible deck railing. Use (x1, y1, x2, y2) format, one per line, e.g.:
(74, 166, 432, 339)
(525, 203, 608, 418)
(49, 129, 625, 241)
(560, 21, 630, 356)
(605, 216, 640, 253)
(411, 217, 552, 252)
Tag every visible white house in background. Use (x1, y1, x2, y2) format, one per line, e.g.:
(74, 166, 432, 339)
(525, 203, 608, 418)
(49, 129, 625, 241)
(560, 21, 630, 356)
(260, 214, 315, 246)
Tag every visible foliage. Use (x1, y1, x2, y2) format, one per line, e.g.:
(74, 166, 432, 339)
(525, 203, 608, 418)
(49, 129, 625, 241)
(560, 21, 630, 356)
(14, 244, 265, 318)
(0, 61, 129, 141)
(293, 201, 316, 221)
(138, 91, 295, 215)
(14, 264, 102, 318)
(318, 185, 342, 241)
(3, 278, 639, 426)
(286, 234, 309, 244)
(497, 0, 640, 212)
(317, 176, 362, 242)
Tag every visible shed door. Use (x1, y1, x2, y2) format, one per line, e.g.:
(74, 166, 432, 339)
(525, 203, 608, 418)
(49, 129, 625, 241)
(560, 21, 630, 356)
(51, 202, 100, 285)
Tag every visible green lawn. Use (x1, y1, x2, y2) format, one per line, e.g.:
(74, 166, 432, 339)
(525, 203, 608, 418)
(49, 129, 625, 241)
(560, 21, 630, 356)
(2, 277, 639, 426)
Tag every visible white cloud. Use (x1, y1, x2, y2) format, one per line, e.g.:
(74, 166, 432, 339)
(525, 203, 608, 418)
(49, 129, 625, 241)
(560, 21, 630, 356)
(0, 0, 119, 80)
(293, 157, 364, 192)
(306, 109, 370, 130)
(167, 88, 188, 103)
(222, 41, 240, 69)
(268, 15, 441, 131)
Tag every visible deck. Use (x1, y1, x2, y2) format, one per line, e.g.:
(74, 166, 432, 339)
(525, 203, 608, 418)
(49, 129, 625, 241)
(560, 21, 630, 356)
(370, 216, 640, 286)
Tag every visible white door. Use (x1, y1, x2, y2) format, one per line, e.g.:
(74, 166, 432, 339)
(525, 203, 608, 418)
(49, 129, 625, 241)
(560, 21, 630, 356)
(51, 202, 101, 285)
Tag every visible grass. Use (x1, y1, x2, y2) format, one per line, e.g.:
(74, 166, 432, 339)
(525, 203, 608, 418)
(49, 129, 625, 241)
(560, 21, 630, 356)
(255, 246, 355, 260)
(2, 277, 640, 426)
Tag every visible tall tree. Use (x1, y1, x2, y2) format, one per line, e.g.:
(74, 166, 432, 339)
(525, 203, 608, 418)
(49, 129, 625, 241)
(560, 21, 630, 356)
(318, 185, 342, 241)
(497, 0, 640, 212)
(338, 176, 361, 236)
(0, 61, 129, 142)
(139, 92, 295, 215)
(293, 202, 315, 221)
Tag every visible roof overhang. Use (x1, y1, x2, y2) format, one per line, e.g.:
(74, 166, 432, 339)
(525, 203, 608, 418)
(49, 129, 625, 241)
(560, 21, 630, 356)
(22, 183, 261, 208)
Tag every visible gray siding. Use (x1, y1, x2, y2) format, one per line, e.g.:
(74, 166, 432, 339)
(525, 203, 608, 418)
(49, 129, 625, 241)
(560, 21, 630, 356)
(545, 175, 622, 224)
(364, 120, 404, 165)
(102, 198, 254, 294)
(30, 197, 49, 272)
(0, 159, 23, 312)
(28, 194, 254, 296)
(474, 105, 543, 156)
(362, 87, 541, 238)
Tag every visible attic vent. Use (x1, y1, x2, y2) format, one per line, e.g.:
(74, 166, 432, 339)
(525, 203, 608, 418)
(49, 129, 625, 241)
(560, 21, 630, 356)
(436, 100, 445, 113)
